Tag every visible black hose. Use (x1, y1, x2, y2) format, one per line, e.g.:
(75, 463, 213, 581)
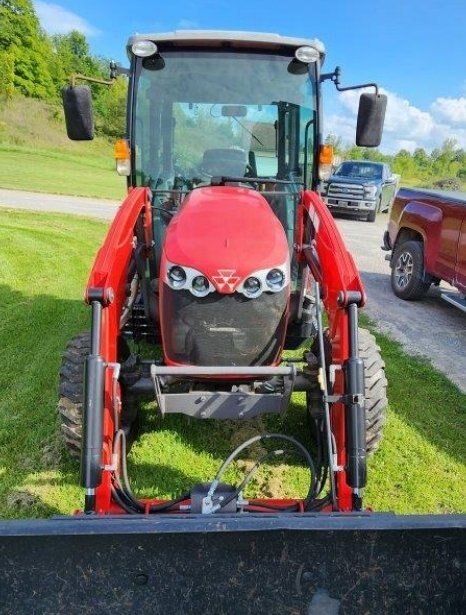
(112, 430, 190, 514)
(211, 433, 317, 510)
(215, 449, 284, 511)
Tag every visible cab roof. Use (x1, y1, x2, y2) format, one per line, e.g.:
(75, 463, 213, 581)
(127, 30, 325, 63)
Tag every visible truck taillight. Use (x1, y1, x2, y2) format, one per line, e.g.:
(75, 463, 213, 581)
(114, 138, 131, 176)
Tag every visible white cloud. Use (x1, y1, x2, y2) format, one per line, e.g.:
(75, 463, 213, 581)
(325, 87, 466, 154)
(431, 97, 466, 125)
(177, 19, 200, 29)
(34, 1, 101, 36)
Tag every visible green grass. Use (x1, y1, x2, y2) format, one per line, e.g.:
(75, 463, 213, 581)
(0, 96, 126, 199)
(0, 208, 464, 519)
(0, 144, 126, 199)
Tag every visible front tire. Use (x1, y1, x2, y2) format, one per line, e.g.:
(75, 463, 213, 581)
(57, 332, 138, 458)
(391, 240, 431, 300)
(359, 328, 387, 454)
(57, 333, 90, 457)
(311, 328, 387, 455)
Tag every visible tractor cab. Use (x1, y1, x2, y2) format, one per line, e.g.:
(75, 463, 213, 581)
(127, 33, 322, 320)
(120, 32, 331, 359)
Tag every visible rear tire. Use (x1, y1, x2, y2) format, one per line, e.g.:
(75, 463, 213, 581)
(391, 240, 431, 300)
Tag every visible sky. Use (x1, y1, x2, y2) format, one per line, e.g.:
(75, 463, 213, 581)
(33, 0, 466, 154)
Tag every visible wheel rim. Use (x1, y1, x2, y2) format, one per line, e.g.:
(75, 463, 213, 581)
(394, 251, 413, 288)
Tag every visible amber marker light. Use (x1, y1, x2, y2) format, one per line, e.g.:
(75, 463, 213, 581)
(318, 144, 334, 180)
(114, 138, 131, 176)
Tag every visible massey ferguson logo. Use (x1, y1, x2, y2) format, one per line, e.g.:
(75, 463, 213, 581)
(212, 269, 240, 292)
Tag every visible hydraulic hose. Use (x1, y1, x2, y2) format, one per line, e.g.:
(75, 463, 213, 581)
(208, 433, 317, 510)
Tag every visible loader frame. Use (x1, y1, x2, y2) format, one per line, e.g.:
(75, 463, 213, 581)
(82, 186, 368, 514)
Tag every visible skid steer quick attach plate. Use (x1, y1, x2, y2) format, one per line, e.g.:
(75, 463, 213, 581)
(1, 513, 465, 614)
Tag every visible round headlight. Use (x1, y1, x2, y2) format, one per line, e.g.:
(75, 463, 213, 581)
(168, 265, 186, 289)
(295, 46, 320, 64)
(266, 268, 285, 291)
(243, 276, 261, 297)
(132, 40, 158, 57)
(192, 275, 209, 296)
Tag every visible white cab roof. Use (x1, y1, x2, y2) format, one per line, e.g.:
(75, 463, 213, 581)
(127, 30, 325, 63)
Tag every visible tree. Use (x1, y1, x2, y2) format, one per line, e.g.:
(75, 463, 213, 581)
(0, 0, 55, 98)
(392, 149, 416, 177)
(324, 133, 343, 156)
(94, 76, 127, 138)
(0, 49, 15, 98)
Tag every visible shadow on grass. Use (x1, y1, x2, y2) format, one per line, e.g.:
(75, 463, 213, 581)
(0, 284, 89, 518)
(135, 396, 315, 462)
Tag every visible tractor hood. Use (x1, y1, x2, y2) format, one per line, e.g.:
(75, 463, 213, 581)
(162, 186, 290, 293)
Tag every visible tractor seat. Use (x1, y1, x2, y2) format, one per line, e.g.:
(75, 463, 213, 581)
(201, 148, 248, 177)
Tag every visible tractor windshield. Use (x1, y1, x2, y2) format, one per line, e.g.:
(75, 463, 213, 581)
(132, 49, 317, 192)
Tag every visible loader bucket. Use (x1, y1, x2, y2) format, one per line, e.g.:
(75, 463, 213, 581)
(1, 513, 464, 614)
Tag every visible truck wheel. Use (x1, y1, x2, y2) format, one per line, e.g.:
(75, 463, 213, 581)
(58, 332, 137, 458)
(391, 240, 431, 300)
(367, 209, 376, 222)
(359, 328, 387, 454)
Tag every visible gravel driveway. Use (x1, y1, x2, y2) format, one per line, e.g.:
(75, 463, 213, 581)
(1, 188, 465, 393)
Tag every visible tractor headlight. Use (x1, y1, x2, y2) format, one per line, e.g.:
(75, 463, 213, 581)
(266, 268, 285, 291)
(192, 275, 210, 297)
(237, 264, 288, 298)
(243, 276, 261, 298)
(168, 265, 187, 289)
(165, 262, 215, 296)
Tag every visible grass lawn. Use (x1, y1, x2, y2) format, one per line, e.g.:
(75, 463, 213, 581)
(0, 144, 126, 200)
(0, 208, 465, 519)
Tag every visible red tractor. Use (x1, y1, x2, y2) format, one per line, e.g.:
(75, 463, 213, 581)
(2, 31, 464, 614)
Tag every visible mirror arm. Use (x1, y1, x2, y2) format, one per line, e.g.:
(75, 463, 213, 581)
(321, 66, 379, 96)
(69, 73, 114, 88)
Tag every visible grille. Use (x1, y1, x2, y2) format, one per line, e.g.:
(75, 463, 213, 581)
(328, 182, 364, 200)
(162, 288, 288, 366)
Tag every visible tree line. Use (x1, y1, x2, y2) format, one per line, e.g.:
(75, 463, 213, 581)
(0, 0, 126, 137)
(326, 135, 466, 191)
(1, 0, 465, 187)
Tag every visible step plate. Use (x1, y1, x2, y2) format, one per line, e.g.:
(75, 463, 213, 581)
(441, 292, 466, 313)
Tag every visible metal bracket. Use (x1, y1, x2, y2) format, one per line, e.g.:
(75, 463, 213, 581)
(320, 65, 379, 96)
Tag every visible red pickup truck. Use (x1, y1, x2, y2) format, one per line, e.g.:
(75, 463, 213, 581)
(383, 187, 466, 312)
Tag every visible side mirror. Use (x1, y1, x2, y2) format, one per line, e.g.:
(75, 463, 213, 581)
(356, 93, 387, 147)
(61, 85, 94, 140)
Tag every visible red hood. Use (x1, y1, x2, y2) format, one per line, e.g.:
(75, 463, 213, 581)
(162, 186, 289, 293)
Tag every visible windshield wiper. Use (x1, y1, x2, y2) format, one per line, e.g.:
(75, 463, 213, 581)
(230, 116, 265, 147)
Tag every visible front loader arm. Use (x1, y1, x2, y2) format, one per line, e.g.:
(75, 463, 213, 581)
(298, 190, 367, 510)
(83, 187, 152, 512)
